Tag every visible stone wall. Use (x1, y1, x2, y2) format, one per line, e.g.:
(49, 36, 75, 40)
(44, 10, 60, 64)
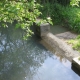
(39, 23, 80, 62)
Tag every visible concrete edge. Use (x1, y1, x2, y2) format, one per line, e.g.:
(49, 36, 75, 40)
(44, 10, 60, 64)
(39, 23, 80, 71)
(72, 57, 80, 71)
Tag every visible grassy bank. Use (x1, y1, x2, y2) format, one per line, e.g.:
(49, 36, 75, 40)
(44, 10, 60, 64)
(67, 35, 80, 52)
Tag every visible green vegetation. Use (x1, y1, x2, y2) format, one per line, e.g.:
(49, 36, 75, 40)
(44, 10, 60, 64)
(0, 0, 80, 39)
(78, 57, 80, 60)
(0, 0, 52, 39)
(0, 0, 40, 38)
(39, 0, 80, 52)
(39, 0, 80, 33)
(67, 35, 80, 52)
(70, 0, 80, 7)
(52, 4, 80, 33)
(52, 0, 80, 52)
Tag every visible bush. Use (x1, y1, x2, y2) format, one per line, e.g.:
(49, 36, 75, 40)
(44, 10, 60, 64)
(0, 1, 53, 39)
(52, 3, 80, 33)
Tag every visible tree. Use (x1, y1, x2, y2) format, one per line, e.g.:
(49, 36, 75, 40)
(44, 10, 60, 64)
(70, 0, 80, 6)
(0, 0, 52, 38)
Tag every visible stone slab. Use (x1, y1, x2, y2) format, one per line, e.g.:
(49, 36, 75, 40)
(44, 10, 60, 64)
(72, 57, 80, 71)
(40, 23, 50, 37)
(55, 31, 77, 40)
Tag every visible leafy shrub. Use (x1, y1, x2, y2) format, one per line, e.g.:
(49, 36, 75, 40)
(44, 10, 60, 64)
(0, 1, 42, 38)
(0, 0, 53, 39)
(52, 3, 80, 33)
(39, 2, 61, 25)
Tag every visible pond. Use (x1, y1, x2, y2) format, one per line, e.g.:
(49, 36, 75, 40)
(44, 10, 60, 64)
(0, 23, 80, 80)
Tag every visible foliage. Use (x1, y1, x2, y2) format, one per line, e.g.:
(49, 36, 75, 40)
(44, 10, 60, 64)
(70, 0, 80, 6)
(36, 0, 57, 3)
(0, 0, 53, 39)
(57, 0, 70, 5)
(78, 57, 80, 60)
(1, 0, 80, 39)
(67, 35, 80, 52)
(52, 3, 80, 33)
(38, 1, 80, 33)
(40, 2, 61, 25)
(0, 0, 39, 37)
(40, 3, 53, 19)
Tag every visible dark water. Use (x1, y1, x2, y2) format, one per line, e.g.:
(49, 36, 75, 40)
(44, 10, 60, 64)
(0, 24, 80, 80)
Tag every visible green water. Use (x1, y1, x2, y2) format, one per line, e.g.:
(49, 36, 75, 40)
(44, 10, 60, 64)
(50, 25, 69, 34)
(0, 24, 80, 80)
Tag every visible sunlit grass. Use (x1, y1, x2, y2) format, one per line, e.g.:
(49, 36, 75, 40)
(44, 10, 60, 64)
(78, 57, 80, 60)
(67, 35, 80, 52)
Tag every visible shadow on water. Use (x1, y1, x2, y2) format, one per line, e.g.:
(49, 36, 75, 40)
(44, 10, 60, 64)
(71, 65, 80, 76)
(0, 23, 50, 80)
(0, 23, 80, 80)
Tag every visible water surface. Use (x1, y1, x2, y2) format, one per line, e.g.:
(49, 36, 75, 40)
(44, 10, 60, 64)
(0, 24, 80, 80)
(50, 25, 69, 34)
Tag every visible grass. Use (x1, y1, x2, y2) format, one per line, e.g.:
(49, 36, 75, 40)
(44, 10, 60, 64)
(52, 3, 80, 33)
(78, 57, 80, 60)
(67, 35, 80, 52)
(40, 3, 80, 33)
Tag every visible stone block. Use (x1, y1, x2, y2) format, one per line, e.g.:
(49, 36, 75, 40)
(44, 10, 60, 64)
(72, 57, 80, 71)
(40, 23, 50, 36)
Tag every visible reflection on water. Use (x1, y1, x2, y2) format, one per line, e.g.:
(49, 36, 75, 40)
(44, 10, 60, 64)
(0, 23, 80, 80)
